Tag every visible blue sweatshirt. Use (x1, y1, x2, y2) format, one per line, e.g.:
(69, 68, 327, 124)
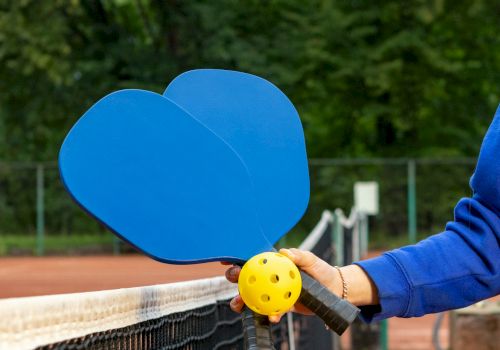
(356, 105, 500, 322)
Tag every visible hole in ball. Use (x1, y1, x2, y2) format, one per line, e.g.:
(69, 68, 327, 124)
(259, 258, 268, 265)
(270, 274, 280, 283)
(261, 294, 270, 303)
(289, 270, 295, 279)
(284, 291, 292, 299)
(248, 276, 256, 284)
(275, 309, 281, 313)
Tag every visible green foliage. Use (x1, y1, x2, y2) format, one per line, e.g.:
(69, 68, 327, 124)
(0, 233, 115, 256)
(1, 0, 499, 161)
(0, 1, 499, 245)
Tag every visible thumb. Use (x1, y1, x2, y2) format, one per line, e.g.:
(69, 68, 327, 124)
(279, 248, 320, 270)
(279, 248, 338, 293)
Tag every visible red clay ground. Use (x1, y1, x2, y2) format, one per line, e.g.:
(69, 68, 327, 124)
(0, 255, 452, 350)
(0, 255, 227, 298)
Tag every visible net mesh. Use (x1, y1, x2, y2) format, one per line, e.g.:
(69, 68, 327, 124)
(35, 300, 243, 350)
(0, 212, 338, 350)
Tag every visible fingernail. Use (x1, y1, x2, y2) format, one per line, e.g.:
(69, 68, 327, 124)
(269, 315, 281, 323)
(281, 248, 295, 259)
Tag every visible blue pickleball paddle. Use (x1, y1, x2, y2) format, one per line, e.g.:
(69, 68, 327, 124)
(59, 89, 273, 263)
(164, 69, 310, 244)
(59, 87, 359, 340)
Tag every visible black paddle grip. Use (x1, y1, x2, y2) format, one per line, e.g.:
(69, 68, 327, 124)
(242, 307, 276, 350)
(299, 270, 360, 335)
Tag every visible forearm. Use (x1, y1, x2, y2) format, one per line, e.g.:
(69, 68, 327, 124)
(280, 248, 379, 306)
(337, 265, 379, 306)
(356, 197, 500, 322)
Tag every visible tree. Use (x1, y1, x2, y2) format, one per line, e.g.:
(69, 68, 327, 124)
(0, 0, 499, 236)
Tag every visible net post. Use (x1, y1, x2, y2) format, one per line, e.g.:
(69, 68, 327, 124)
(36, 163, 45, 256)
(360, 213, 369, 258)
(352, 209, 360, 262)
(113, 236, 121, 255)
(332, 209, 344, 266)
(242, 307, 275, 350)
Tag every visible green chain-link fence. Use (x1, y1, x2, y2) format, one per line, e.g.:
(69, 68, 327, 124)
(303, 158, 476, 248)
(0, 158, 476, 256)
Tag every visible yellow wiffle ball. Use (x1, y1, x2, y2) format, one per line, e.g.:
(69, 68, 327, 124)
(238, 252, 302, 316)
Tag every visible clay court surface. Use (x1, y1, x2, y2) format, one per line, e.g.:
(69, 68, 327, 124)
(0, 255, 448, 350)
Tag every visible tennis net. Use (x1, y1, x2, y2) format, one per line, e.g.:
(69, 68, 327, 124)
(0, 211, 343, 350)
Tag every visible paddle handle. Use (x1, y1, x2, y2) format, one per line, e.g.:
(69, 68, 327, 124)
(298, 270, 360, 335)
(242, 307, 275, 350)
(240, 271, 359, 350)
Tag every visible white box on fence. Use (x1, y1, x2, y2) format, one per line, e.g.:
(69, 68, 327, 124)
(354, 181, 379, 215)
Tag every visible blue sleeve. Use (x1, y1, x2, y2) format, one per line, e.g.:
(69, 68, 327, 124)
(355, 105, 500, 322)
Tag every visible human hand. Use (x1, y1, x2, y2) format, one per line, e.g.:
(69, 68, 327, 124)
(224, 248, 342, 323)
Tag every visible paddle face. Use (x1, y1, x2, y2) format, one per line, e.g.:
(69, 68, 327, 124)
(59, 89, 273, 264)
(59, 81, 360, 338)
(164, 69, 310, 243)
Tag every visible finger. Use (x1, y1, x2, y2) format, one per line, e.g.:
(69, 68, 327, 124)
(230, 295, 244, 313)
(269, 314, 282, 323)
(280, 248, 338, 295)
(225, 266, 241, 283)
(280, 248, 319, 269)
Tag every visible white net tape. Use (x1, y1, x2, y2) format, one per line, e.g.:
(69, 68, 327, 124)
(0, 277, 237, 350)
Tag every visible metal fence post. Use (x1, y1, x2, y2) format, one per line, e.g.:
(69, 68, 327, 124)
(380, 319, 388, 350)
(359, 213, 369, 259)
(407, 159, 417, 244)
(333, 210, 344, 266)
(352, 215, 360, 262)
(36, 163, 45, 256)
(113, 236, 121, 255)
